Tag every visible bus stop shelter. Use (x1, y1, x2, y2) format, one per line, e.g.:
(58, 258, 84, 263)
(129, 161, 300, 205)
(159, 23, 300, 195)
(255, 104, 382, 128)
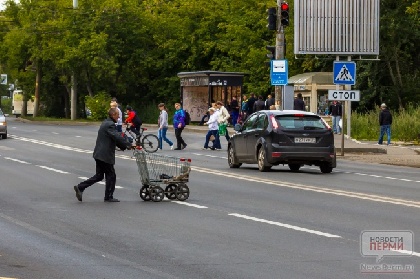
(177, 71, 245, 123)
(288, 72, 344, 115)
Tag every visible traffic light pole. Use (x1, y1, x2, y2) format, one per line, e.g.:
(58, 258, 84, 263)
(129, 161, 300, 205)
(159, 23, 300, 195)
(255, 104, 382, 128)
(274, 17, 285, 110)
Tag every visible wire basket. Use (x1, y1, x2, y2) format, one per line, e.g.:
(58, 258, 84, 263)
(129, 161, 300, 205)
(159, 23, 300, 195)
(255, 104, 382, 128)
(134, 150, 191, 185)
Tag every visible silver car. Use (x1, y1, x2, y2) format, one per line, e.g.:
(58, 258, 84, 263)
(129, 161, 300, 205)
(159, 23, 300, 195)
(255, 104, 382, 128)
(0, 108, 7, 139)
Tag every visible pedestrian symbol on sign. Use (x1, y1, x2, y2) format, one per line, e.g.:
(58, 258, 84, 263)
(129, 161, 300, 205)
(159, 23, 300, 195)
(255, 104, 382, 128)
(335, 65, 354, 82)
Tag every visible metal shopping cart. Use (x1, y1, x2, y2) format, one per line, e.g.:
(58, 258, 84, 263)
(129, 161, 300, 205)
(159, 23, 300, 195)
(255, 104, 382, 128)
(134, 150, 192, 202)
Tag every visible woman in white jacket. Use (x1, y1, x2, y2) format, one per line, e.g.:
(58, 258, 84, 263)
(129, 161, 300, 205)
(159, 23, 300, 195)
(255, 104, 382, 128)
(216, 101, 230, 141)
(203, 108, 221, 150)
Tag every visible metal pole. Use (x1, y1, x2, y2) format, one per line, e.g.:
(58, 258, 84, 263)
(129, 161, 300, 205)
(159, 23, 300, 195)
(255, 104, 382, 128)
(70, 0, 78, 120)
(335, 56, 345, 156)
(275, 0, 285, 110)
(346, 55, 352, 138)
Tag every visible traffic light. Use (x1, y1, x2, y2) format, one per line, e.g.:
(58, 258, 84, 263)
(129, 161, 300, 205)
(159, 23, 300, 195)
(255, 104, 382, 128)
(266, 7, 277, 30)
(266, 45, 276, 59)
(280, 2, 289, 26)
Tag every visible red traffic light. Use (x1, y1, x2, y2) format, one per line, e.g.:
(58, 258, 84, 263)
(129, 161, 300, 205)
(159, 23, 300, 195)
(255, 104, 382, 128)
(281, 2, 289, 11)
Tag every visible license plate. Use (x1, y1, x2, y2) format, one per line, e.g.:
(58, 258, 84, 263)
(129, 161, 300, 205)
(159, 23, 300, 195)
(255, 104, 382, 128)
(294, 137, 316, 143)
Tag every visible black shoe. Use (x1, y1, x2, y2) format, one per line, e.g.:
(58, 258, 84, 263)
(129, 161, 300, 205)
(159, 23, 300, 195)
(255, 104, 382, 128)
(104, 198, 120, 202)
(174, 148, 182, 150)
(74, 185, 83, 202)
(182, 143, 187, 150)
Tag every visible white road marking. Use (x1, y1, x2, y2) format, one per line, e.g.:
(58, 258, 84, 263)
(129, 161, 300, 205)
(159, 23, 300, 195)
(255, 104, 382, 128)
(75, 136, 81, 138)
(192, 166, 420, 209)
(52, 132, 59, 135)
(192, 153, 227, 159)
(229, 213, 341, 238)
(4, 157, 31, 164)
(78, 177, 123, 189)
(37, 165, 69, 174)
(172, 201, 208, 208)
(394, 249, 420, 258)
(7, 135, 420, 208)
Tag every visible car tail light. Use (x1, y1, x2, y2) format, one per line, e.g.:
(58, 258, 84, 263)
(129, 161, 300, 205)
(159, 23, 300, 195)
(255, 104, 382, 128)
(330, 154, 335, 158)
(294, 114, 304, 117)
(270, 115, 279, 129)
(272, 152, 282, 158)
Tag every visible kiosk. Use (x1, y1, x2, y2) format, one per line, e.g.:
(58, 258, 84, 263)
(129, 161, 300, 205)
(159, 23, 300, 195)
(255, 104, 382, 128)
(177, 71, 245, 123)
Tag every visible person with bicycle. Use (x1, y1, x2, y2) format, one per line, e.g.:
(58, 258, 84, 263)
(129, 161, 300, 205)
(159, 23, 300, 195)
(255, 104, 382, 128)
(125, 106, 141, 140)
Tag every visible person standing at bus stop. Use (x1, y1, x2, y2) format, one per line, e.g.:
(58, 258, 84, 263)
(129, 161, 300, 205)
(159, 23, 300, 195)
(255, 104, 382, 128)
(377, 103, 392, 145)
(329, 101, 342, 134)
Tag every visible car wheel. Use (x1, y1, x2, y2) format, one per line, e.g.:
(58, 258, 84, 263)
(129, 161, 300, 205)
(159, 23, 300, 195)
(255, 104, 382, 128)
(320, 163, 333, 173)
(228, 145, 242, 168)
(288, 164, 301, 172)
(258, 148, 271, 172)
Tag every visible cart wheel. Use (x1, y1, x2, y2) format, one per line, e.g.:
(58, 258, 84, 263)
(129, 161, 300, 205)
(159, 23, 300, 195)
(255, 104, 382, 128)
(150, 186, 164, 202)
(165, 184, 178, 200)
(175, 184, 190, 201)
(139, 185, 151, 201)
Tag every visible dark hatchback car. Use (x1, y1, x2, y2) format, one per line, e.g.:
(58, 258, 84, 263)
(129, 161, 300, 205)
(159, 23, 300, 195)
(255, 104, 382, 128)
(228, 110, 336, 173)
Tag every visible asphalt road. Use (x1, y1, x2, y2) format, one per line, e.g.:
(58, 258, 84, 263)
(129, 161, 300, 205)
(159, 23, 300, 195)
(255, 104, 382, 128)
(0, 118, 419, 279)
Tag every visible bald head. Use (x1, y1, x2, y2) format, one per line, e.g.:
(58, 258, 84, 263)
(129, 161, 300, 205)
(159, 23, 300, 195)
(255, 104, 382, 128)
(108, 108, 119, 123)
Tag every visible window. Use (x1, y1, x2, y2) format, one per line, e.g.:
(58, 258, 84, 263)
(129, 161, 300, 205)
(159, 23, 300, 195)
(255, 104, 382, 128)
(242, 114, 258, 131)
(275, 115, 327, 130)
(256, 114, 268, 130)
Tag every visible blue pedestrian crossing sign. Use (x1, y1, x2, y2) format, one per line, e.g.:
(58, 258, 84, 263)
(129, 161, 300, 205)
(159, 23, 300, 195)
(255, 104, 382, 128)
(333, 62, 356, 85)
(270, 60, 288, 85)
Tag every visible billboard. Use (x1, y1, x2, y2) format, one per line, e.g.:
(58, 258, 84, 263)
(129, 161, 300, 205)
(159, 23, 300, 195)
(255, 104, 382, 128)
(294, 0, 380, 55)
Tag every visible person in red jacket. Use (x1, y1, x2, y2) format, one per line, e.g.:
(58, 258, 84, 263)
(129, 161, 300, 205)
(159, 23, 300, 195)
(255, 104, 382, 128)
(125, 106, 140, 137)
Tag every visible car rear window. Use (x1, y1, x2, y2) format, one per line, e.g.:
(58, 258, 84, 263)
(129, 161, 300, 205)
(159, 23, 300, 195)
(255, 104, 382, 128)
(274, 115, 328, 130)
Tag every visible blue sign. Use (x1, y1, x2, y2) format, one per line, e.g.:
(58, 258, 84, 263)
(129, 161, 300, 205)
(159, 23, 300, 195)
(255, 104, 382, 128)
(333, 61, 356, 85)
(271, 60, 288, 85)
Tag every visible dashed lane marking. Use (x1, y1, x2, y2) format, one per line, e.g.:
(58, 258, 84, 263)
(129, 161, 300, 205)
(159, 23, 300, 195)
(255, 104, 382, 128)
(6, 135, 420, 207)
(172, 201, 208, 209)
(37, 165, 69, 174)
(192, 152, 228, 159)
(4, 157, 30, 164)
(229, 213, 342, 238)
(192, 166, 420, 209)
(78, 177, 123, 189)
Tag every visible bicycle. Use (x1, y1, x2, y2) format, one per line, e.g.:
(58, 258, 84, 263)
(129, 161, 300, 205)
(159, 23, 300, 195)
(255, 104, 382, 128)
(122, 125, 159, 153)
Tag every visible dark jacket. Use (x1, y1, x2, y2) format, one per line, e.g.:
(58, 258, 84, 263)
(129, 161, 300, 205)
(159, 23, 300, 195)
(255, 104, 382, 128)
(230, 99, 239, 113)
(265, 97, 275, 109)
(294, 98, 305, 111)
(93, 117, 130, 165)
(379, 109, 392, 126)
(247, 96, 256, 113)
(253, 100, 266, 112)
(329, 103, 342, 116)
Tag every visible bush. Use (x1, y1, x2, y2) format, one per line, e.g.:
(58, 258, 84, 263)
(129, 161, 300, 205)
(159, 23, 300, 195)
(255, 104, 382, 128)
(0, 98, 12, 114)
(85, 92, 111, 121)
(351, 105, 420, 142)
